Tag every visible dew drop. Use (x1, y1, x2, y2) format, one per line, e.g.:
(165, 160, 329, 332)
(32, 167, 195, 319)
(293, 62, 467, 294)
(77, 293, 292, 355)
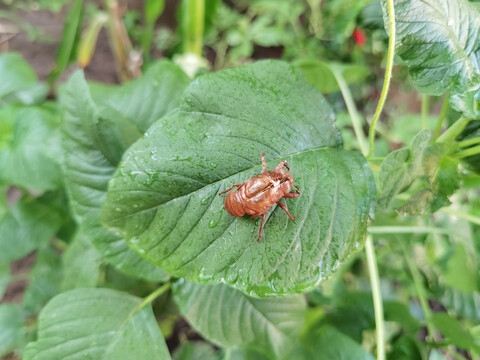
(208, 219, 218, 228)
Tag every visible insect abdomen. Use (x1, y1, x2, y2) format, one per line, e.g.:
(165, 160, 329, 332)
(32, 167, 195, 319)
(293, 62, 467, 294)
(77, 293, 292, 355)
(224, 191, 246, 217)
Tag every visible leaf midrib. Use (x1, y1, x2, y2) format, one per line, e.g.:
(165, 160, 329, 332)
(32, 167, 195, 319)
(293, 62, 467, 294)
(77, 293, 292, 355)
(105, 147, 333, 225)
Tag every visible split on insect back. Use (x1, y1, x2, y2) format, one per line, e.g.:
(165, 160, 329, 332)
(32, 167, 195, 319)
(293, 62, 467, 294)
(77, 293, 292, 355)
(219, 152, 301, 242)
(100, 60, 376, 296)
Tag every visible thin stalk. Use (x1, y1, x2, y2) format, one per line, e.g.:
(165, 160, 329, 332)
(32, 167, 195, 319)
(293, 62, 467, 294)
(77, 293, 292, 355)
(421, 94, 430, 130)
(455, 145, 480, 158)
(183, 0, 205, 56)
(401, 243, 435, 341)
(332, 69, 368, 155)
(440, 207, 480, 225)
(368, 226, 451, 235)
(365, 236, 385, 360)
(432, 94, 449, 141)
(437, 117, 472, 143)
(369, 157, 385, 162)
(458, 137, 480, 148)
(107, 282, 171, 352)
(367, 0, 395, 158)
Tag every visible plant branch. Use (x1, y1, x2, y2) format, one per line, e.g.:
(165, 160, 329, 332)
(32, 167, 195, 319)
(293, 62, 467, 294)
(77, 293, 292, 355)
(332, 69, 368, 155)
(458, 137, 480, 148)
(421, 94, 430, 130)
(368, 226, 451, 235)
(440, 207, 480, 225)
(432, 94, 449, 141)
(455, 145, 480, 158)
(365, 236, 385, 360)
(401, 242, 435, 341)
(436, 117, 472, 143)
(367, 0, 395, 158)
(183, 0, 205, 56)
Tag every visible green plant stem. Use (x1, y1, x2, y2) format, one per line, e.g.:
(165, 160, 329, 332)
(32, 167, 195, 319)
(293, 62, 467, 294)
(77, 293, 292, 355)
(332, 70, 368, 155)
(401, 243, 435, 341)
(367, 0, 395, 159)
(365, 236, 385, 360)
(368, 226, 450, 235)
(369, 157, 385, 162)
(184, 0, 205, 56)
(436, 117, 472, 143)
(432, 94, 449, 141)
(458, 137, 480, 148)
(455, 145, 480, 158)
(421, 94, 430, 129)
(440, 207, 480, 225)
(136, 283, 171, 314)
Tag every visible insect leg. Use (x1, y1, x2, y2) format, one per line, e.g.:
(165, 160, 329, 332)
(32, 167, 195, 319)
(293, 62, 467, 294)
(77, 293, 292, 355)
(219, 183, 242, 195)
(274, 161, 289, 172)
(276, 201, 296, 220)
(260, 152, 268, 172)
(257, 213, 266, 242)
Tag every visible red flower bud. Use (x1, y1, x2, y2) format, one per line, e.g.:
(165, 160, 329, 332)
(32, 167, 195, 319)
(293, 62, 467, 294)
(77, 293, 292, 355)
(353, 28, 367, 46)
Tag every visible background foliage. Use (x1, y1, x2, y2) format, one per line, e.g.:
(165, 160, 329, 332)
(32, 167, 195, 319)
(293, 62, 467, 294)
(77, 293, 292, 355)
(0, 0, 479, 359)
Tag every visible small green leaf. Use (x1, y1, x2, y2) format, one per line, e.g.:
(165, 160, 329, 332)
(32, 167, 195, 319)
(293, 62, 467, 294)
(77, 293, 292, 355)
(0, 105, 62, 191)
(442, 243, 478, 293)
(438, 287, 480, 322)
(172, 280, 306, 358)
(62, 62, 188, 281)
(384, 301, 421, 334)
(0, 52, 38, 101)
(61, 230, 101, 291)
(294, 59, 368, 94)
(0, 197, 62, 264)
(101, 60, 375, 296)
(24, 288, 171, 360)
(22, 247, 62, 316)
(49, 0, 83, 83)
(172, 342, 218, 360)
(299, 325, 375, 360)
(0, 304, 24, 357)
(383, 0, 480, 95)
(430, 313, 478, 351)
(388, 335, 426, 360)
(377, 130, 430, 210)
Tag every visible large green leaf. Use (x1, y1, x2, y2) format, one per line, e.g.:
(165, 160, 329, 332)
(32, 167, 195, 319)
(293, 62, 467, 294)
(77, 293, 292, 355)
(439, 287, 480, 322)
(61, 61, 189, 281)
(383, 0, 480, 95)
(0, 105, 62, 191)
(0, 197, 63, 264)
(172, 280, 306, 359)
(24, 288, 171, 360)
(0, 304, 24, 357)
(101, 60, 375, 296)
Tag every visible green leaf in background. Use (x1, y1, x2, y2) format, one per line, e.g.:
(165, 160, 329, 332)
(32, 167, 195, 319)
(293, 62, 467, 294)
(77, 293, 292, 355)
(294, 59, 368, 94)
(61, 230, 101, 291)
(442, 243, 478, 293)
(0, 262, 10, 299)
(0, 197, 62, 264)
(430, 313, 479, 351)
(438, 287, 480, 322)
(24, 288, 171, 360)
(0, 105, 62, 191)
(172, 342, 218, 360)
(101, 60, 375, 296)
(388, 335, 426, 360)
(49, 0, 83, 84)
(62, 61, 189, 281)
(0, 52, 47, 104)
(172, 280, 306, 358)
(0, 304, 24, 357)
(295, 325, 375, 360)
(21, 247, 62, 316)
(383, 0, 480, 96)
(377, 130, 461, 214)
(384, 301, 421, 334)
